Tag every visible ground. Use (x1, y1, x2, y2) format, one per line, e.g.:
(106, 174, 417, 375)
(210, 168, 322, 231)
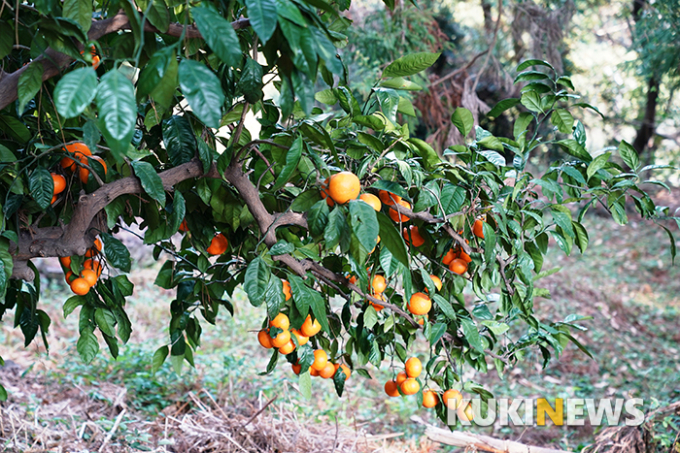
(1, 193, 679, 452)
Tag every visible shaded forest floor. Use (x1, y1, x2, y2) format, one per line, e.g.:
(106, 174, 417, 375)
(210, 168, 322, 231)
(1, 203, 679, 452)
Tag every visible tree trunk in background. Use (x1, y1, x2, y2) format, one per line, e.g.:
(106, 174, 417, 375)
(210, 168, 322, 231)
(481, 0, 494, 34)
(631, 0, 658, 164)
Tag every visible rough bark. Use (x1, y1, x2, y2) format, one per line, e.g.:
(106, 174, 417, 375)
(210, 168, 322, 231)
(0, 12, 250, 111)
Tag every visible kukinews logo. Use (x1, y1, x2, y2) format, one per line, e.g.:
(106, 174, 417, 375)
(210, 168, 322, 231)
(447, 398, 644, 427)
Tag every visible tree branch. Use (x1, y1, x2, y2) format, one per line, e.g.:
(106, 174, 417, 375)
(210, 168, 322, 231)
(0, 12, 250, 111)
(10, 159, 212, 279)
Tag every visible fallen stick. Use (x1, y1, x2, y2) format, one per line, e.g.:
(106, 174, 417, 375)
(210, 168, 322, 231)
(424, 425, 572, 453)
(98, 408, 126, 452)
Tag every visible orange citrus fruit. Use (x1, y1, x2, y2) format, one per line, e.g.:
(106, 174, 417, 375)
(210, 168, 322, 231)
(328, 171, 361, 204)
(51, 173, 66, 194)
(311, 349, 328, 371)
(449, 258, 468, 275)
(430, 275, 442, 291)
(320, 178, 335, 207)
(400, 378, 420, 395)
(50, 194, 57, 204)
(83, 259, 103, 277)
(282, 280, 292, 301)
(408, 292, 431, 315)
(378, 190, 401, 206)
(90, 155, 107, 175)
(292, 363, 302, 375)
(59, 256, 71, 268)
(473, 219, 484, 238)
(85, 238, 102, 258)
(206, 233, 228, 255)
(370, 292, 386, 311)
(403, 225, 425, 247)
(81, 269, 98, 287)
(405, 357, 422, 378)
(278, 339, 296, 355)
(389, 199, 411, 222)
(384, 380, 400, 397)
(458, 250, 472, 263)
(442, 389, 462, 408)
(396, 371, 408, 386)
(371, 275, 387, 293)
(291, 329, 309, 346)
(270, 313, 290, 331)
(257, 330, 273, 348)
(359, 193, 381, 211)
(300, 315, 321, 337)
(61, 143, 92, 171)
(70, 277, 90, 295)
(310, 367, 320, 377)
(319, 362, 336, 379)
(417, 318, 425, 325)
(442, 248, 457, 265)
(64, 271, 75, 284)
(179, 219, 189, 232)
(270, 330, 291, 348)
(422, 390, 438, 408)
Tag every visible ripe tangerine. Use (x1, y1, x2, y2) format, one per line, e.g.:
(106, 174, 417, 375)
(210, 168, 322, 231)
(328, 171, 361, 204)
(408, 292, 431, 315)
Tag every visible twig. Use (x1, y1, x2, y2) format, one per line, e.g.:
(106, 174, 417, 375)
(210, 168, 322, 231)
(242, 396, 277, 427)
(430, 50, 489, 87)
(98, 408, 126, 452)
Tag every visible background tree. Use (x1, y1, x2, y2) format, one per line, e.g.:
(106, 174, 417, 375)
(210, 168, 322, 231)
(0, 0, 676, 424)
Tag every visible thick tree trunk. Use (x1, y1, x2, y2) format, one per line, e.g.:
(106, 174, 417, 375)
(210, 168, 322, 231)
(632, 76, 658, 160)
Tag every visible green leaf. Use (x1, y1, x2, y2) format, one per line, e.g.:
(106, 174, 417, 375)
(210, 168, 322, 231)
(572, 221, 589, 254)
(661, 225, 676, 265)
(101, 232, 132, 272)
(96, 70, 136, 159)
(382, 52, 440, 78)
(273, 135, 302, 190)
(516, 59, 554, 72)
(62, 0, 92, 32)
(95, 308, 117, 337)
(17, 63, 44, 113)
(520, 91, 543, 113)
(397, 96, 416, 117)
(192, 6, 242, 67)
(408, 138, 440, 171)
(439, 184, 465, 215)
(0, 384, 6, 402)
(333, 366, 346, 397)
(131, 161, 166, 206)
(238, 57, 264, 104)
(308, 199, 329, 237)
(363, 306, 378, 330)
(586, 151, 611, 180)
(325, 208, 348, 250)
(77, 327, 99, 363)
(460, 318, 483, 353)
(54, 67, 97, 118)
(63, 295, 86, 318)
(152, 345, 169, 374)
(163, 115, 197, 166)
(244, 257, 270, 306)
(270, 240, 295, 256)
(138, 0, 169, 33)
(245, 0, 278, 44)
(349, 199, 379, 253)
(556, 139, 592, 163)
(432, 294, 456, 320)
(29, 168, 53, 210)
(0, 24, 11, 59)
(314, 89, 338, 105)
(487, 98, 520, 118)
(514, 70, 550, 84)
(138, 48, 175, 98)
(379, 77, 423, 91)
(451, 107, 474, 137)
(376, 212, 409, 267)
(429, 322, 447, 346)
(513, 112, 533, 139)
(179, 59, 225, 129)
(618, 140, 640, 171)
(550, 109, 574, 134)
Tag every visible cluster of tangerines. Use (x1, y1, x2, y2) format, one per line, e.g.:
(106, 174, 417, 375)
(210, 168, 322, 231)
(53, 143, 107, 203)
(59, 238, 104, 296)
(257, 301, 351, 381)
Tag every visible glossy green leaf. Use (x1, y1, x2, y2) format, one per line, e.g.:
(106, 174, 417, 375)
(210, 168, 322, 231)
(62, 0, 92, 32)
(152, 345, 169, 374)
(131, 160, 166, 206)
(618, 140, 640, 171)
(550, 109, 574, 134)
(460, 318, 483, 353)
(238, 57, 264, 104)
(77, 327, 99, 363)
(192, 6, 241, 67)
(54, 67, 97, 118)
(101, 232, 132, 272)
(138, 0, 169, 32)
(29, 168, 53, 210)
(163, 115, 197, 166)
(487, 98, 520, 118)
(382, 52, 440, 78)
(96, 70, 136, 158)
(17, 63, 43, 113)
(520, 91, 543, 113)
(586, 151, 611, 180)
(179, 59, 225, 128)
(376, 212, 408, 266)
(245, 0, 278, 44)
(244, 257, 270, 306)
(451, 107, 474, 137)
(273, 135, 302, 190)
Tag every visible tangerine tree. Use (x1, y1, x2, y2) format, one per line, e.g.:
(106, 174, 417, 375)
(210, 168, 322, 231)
(0, 0, 676, 420)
